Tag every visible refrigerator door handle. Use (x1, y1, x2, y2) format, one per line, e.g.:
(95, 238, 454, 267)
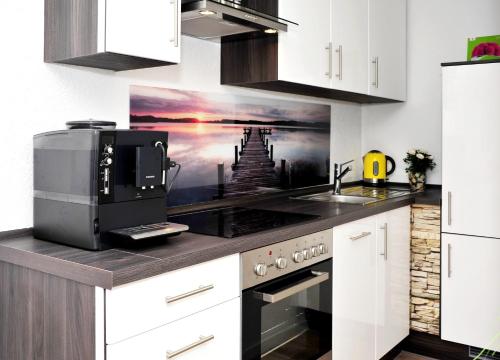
(447, 191, 452, 226)
(447, 243, 452, 278)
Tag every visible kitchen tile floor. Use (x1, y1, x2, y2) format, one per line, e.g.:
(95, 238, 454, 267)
(395, 352, 439, 360)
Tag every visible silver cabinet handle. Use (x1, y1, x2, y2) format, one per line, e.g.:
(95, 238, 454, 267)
(170, 0, 179, 47)
(447, 243, 452, 278)
(336, 45, 343, 80)
(166, 284, 214, 304)
(166, 335, 214, 358)
(372, 57, 379, 88)
(325, 42, 333, 78)
(447, 191, 452, 226)
(379, 223, 388, 260)
(349, 231, 371, 241)
(254, 271, 329, 303)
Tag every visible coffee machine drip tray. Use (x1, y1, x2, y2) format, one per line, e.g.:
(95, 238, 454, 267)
(109, 222, 189, 240)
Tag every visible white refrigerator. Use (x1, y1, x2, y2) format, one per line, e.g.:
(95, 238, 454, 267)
(441, 62, 500, 353)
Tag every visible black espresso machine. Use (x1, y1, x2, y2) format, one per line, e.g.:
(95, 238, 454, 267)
(33, 120, 188, 250)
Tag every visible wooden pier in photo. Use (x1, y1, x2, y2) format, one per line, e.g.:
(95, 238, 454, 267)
(224, 128, 279, 195)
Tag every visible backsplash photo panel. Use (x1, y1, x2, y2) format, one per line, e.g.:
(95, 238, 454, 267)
(130, 86, 331, 207)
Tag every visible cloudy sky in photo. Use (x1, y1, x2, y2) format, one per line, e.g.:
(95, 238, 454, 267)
(130, 86, 331, 124)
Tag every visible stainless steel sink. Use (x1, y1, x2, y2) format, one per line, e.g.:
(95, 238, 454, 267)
(292, 192, 379, 205)
(291, 186, 412, 205)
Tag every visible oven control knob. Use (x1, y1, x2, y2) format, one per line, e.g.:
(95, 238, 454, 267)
(104, 145, 114, 155)
(311, 246, 321, 257)
(302, 248, 312, 261)
(254, 263, 268, 277)
(293, 251, 304, 263)
(275, 257, 288, 269)
(319, 243, 328, 254)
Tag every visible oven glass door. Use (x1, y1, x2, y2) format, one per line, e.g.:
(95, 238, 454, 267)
(243, 259, 332, 360)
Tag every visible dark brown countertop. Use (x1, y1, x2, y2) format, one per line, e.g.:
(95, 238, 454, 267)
(0, 187, 441, 289)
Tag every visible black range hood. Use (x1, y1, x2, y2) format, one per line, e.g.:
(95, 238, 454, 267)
(181, 0, 296, 40)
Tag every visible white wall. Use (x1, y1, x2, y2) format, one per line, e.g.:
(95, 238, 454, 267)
(362, 0, 500, 184)
(0, 1, 361, 231)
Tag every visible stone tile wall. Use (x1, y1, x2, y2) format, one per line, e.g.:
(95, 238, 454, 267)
(410, 204, 441, 335)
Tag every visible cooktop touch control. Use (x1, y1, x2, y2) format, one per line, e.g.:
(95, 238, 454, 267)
(241, 229, 333, 289)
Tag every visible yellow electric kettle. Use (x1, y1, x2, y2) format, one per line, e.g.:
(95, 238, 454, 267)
(363, 150, 396, 186)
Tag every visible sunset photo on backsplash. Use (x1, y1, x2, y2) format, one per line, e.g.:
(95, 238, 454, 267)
(130, 85, 331, 207)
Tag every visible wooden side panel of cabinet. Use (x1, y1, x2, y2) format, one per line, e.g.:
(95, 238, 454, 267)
(44, 0, 99, 61)
(221, 35, 278, 85)
(0, 261, 96, 360)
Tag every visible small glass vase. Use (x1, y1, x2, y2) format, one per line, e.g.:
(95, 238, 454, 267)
(408, 172, 426, 192)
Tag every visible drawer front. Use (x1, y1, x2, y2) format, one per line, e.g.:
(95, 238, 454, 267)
(107, 298, 241, 360)
(106, 254, 240, 344)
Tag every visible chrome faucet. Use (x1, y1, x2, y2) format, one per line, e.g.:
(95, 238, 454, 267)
(333, 160, 354, 195)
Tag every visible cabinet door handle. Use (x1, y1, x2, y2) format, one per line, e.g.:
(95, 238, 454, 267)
(166, 284, 214, 304)
(325, 42, 333, 78)
(447, 243, 452, 278)
(336, 45, 343, 80)
(170, 0, 179, 47)
(166, 335, 215, 358)
(379, 223, 388, 260)
(372, 57, 379, 88)
(349, 231, 371, 240)
(447, 191, 452, 226)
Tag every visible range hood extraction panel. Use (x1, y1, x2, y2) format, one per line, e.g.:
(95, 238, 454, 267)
(181, 0, 293, 40)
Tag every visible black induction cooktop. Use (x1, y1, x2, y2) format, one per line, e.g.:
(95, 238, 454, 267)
(170, 207, 320, 238)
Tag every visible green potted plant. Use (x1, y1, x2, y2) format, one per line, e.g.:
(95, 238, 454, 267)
(404, 149, 436, 191)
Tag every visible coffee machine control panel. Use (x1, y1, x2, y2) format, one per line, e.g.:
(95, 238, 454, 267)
(98, 134, 115, 202)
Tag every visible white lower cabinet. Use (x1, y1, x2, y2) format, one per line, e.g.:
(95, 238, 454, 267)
(106, 297, 241, 360)
(442, 233, 500, 352)
(333, 215, 377, 360)
(106, 254, 240, 344)
(333, 206, 410, 360)
(375, 207, 410, 358)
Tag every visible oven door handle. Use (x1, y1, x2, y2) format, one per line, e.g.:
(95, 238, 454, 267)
(254, 271, 330, 304)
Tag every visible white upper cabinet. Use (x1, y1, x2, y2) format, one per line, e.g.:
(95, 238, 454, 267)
(442, 64, 500, 238)
(44, 0, 181, 71)
(442, 233, 500, 352)
(278, 0, 332, 88)
(106, 0, 181, 63)
(277, 0, 406, 100)
(368, 0, 407, 100)
(331, 0, 369, 94)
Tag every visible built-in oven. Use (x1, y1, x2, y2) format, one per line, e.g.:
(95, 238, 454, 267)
(241, 229, 333, 360)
